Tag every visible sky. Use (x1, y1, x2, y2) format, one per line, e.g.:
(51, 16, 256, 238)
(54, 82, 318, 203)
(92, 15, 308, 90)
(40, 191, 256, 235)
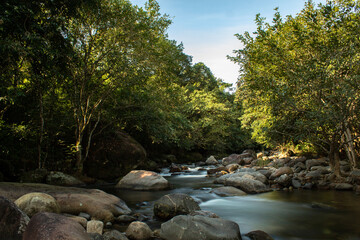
(130, 0, 326, 87)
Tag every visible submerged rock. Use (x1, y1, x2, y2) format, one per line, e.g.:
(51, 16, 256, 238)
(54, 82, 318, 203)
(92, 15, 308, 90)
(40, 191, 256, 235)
(160, 215, 242, 240)
(116, 170, 169, 191)
(153, 193, 200, 220)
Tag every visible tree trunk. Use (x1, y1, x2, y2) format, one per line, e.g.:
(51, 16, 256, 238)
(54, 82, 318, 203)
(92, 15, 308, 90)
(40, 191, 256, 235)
(75, 129, 83, 175)
(342, 127, 358, 169)
(38, 91, 44, 169)
(329, 137, 341, 178)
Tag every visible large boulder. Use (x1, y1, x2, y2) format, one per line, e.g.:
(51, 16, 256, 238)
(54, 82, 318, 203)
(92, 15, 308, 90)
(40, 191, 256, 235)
(125, 221, 153, 240)
(85, 130, 147, 181)
(23, 212, 90, 240)
(160, 215, 241, 240)
(0, 196, 30, 240)
(225, 177, 269, 194)
(153, 193, 200, 220)
(46, 171, 84, 186)
(0, 182, 131, 222)
(116, 170, 169, 191)
(211, 186, 247, 197)
(14, 192, 60, 217)
(215, 172, 267, 185)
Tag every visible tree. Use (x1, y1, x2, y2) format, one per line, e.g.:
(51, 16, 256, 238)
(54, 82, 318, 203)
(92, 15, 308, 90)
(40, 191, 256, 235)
(230, 0, 360, 176)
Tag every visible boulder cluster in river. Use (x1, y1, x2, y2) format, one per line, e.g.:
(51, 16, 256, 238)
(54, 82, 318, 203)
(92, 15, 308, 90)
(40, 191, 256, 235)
(206, 150, 360, 193)
(1, 150, 359, 239)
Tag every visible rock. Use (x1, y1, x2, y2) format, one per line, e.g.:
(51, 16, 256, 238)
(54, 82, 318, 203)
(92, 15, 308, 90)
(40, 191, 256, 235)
(245, 230, 274, 240)
(189, 210, 219, 218)
(211, 186, 247, 197)
(293, 162, 306, 170)
(85, 130, 147, 181)
(350, 169, 360, 177)
(104, 230, 129, 240)
(160, 215, 241, 240)
(269, 167, 293, 180)
(331, 183, 353, 191)
(67, 215, 88, 228)
(225, 177, 269, 194)
(80, 212, 92, 220)
(153, 193, 200, 220)
(23, 212, 90, 240)
(206, 156, 218, 165)
(275, 174, 292, 187)
(303, 182, 313, 190)
(306, 158, 328, 170)
(0, 182, 131, 222)
(233, 171, 267, 184)
(89, 233, 104, 240)
(305, 170, 323, 180)
(291, 179, 302, 189)
(208, 167, 227, 175)
(225, 164, 240, 173)
(87, 220, 104, 234)
(14, 192, 60, 217)
(116, 170, 169, 191)
(116, 215, 137, 223)
(257, 169, 272, 178)
(0, 196, 30, 240)
(222, 154, 244, 166)
(169, 163, 182, 173)
(310, 166, 331, 174)
(125, 221, 152, 240)
(238, 168, 256, 173)
(46, 171, 84, 186)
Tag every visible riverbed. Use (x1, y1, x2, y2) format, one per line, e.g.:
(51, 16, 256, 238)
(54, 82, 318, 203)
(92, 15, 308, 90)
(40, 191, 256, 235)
(106, 166, 360, 240)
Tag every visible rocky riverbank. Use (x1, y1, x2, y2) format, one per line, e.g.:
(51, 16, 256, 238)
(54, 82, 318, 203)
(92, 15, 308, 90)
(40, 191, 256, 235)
(203, 150, 360, 194)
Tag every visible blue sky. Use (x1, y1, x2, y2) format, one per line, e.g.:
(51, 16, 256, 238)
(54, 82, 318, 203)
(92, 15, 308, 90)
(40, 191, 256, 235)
(130, 0, 326, 87)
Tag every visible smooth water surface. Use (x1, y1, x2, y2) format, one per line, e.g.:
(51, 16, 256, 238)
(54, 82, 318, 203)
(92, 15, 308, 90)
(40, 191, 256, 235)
(105, 166, 360, 240)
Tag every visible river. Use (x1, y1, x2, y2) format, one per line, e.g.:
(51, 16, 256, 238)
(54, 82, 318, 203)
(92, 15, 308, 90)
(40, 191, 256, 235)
(105, 166, 360, 240)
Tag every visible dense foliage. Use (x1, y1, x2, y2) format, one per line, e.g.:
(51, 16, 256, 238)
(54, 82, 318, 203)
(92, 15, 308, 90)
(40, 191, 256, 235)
(230, 0, 360, 176)
(0, 0, 249, 178)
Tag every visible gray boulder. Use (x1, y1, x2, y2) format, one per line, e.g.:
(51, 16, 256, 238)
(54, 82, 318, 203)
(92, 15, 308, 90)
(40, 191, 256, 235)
(275, 174, 292, 187)
(104, 230, 129, 240)
(153, 193, 200, 220)
(225, 177, 269, 194)
(116, 170, 169, 191)
(206, 156, 218, 165)
(14, 192, 60, 217)
(0, 196, 30, 240)
(211, 186, 247, 197)
(160, 215, 241, 240)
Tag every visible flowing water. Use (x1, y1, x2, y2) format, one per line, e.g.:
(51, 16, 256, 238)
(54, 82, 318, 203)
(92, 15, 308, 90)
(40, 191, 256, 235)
(105, 166, 360, 240)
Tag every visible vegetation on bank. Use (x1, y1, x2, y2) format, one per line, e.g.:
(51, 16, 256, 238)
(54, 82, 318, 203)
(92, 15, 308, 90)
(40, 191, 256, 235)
(0, 0, 359, 180)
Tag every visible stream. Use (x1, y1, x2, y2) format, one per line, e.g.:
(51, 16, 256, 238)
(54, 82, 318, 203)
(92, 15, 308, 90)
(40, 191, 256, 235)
(104, 165, 360, 240)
